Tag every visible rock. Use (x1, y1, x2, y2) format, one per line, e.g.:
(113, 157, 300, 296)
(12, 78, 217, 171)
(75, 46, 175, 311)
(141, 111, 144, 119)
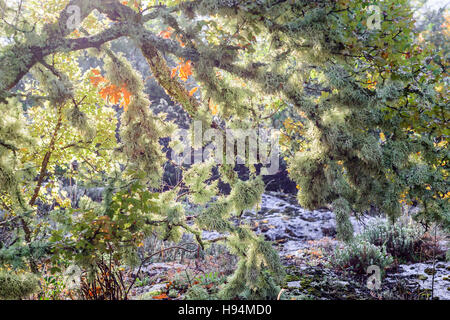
(336, 281, 349, 288)
(287, 281, 301, 288)
(424, 268, 437, 275)
(385, 262, 450, 300)
(322, 226, 337, 237)
(147, 283, 167, 292)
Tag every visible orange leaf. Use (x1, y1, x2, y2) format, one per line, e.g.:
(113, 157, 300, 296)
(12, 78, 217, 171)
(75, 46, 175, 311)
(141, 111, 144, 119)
(159, 27, 174, 39)
(188, 87, 198, 96)
(171, 66, 179, 79)
(99, 86, 111, 100)
(205, 283, 213, 289)
(152, 293, 169, 300)
(121, 86, 132, 111)
(209, 99, 218, 115)
(90, 76, 105, 87)
(178, 60, 192, 82)
(176, 35, 185, 47)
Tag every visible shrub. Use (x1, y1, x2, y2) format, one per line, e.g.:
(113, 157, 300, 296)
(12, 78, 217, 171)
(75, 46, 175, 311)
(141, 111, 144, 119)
(358, 219, 439, 262)
(185, 285, 211, 300)
(0, 270, 39, 300)
(332, 240, 393, 276)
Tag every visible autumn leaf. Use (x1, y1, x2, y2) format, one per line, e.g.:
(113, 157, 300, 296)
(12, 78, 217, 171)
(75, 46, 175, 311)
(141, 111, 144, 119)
(178, 60, 192, 82)
(176, 34, 185, 47)
(152, 293, 169, 300)
(96, 78, 132, 110)
(205, 283, 213, 289)
(159, 27, 174, 39)
(171, 66, 179, 79)
(208, 99, 218, 115)
(90, 69, 106, 87)
(188, 87, 198, 96)
(71, 29, 81, 38)
(121, 86, 132, 111)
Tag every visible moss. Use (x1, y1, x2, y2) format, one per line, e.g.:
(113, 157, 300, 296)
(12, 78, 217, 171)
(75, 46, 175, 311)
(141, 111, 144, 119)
(284, 274, 301, 282)
(138, 291, 163, 300)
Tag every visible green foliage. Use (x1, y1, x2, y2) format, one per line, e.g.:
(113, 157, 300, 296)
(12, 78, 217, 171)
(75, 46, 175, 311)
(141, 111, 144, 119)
(185, 285, 211, 300)
(38, 272, 68, 300)
(332, 198, 354, 242)
(358, 219, 438, 263)
(332, 240, 394, 276)
(229, 177, 265, 214)
(0, 269, 39, 300)
(49, 181, 160, 271)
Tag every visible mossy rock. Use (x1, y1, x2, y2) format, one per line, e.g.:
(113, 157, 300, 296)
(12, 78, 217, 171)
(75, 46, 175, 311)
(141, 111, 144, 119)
(138, 290, 163, 300)
(284, 274, 301, 282)
(424, 268, 437, 275)
(417, 274, 428, 281)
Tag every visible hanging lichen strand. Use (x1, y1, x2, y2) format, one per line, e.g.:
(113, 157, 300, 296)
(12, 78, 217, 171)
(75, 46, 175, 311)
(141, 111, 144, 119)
(102, 52, 167, 186)
(0, 98, 33, 208)
(195, 177, 285, 299)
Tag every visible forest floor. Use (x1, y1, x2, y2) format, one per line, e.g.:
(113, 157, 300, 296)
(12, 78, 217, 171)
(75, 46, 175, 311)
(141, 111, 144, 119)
(128, 192, 450, 300)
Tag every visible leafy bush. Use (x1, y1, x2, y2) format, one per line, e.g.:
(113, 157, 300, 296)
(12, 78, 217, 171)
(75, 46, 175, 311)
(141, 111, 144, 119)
(332, 240, 393, 276)
(185, 285, 211, 300)
(359, 219, 440, 262)
(0, 270, 39, 300)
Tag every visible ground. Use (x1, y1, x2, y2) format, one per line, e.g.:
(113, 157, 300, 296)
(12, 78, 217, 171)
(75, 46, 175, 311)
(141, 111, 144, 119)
(126, 192, 449, 300)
